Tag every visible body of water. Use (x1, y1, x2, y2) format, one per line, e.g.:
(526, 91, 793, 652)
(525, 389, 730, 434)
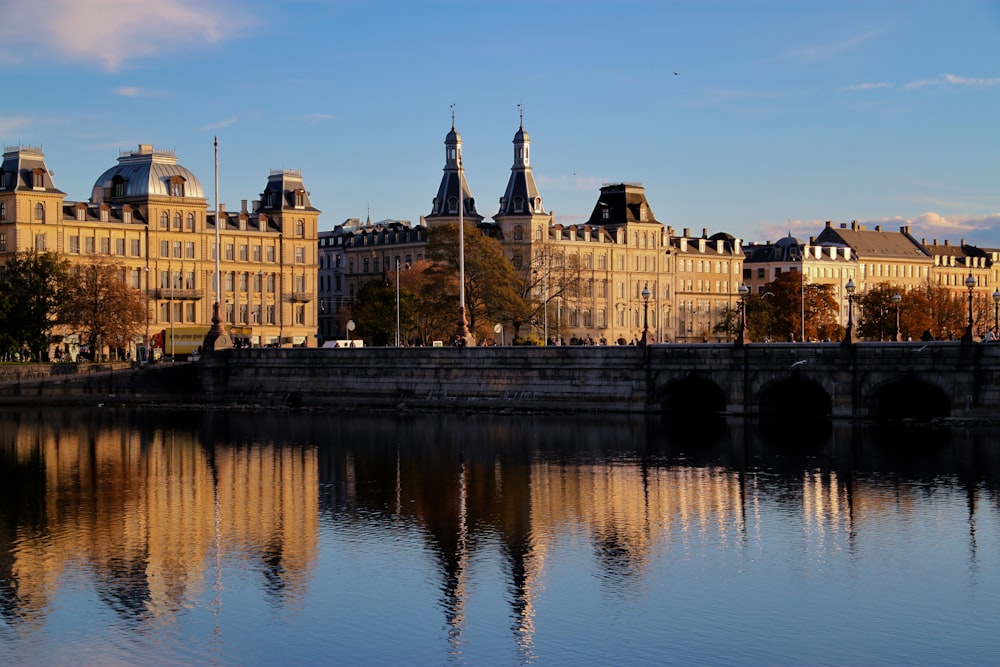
(1, 407, 999, 666)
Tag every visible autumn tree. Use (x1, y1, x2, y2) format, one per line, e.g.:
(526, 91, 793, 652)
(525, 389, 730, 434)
(761, 271, 840, 341)
(0, 251, 70, 360)
(59, 259, 147, 360)
(350, 275, 420, 346)
(857, 283, 905, 341)
(425, 222, 530, 341)
(713, 292, 778, 342)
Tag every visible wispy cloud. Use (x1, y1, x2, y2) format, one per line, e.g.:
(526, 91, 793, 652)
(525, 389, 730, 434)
(288, 113, 336, 122)
(113, 86, 163, 98)
(0, 116, 33, 135)
(905, 73, 1000, 89)
(0, 0, 257, 71)
(841, 82, 892, 92)
(781, 30, 881, 62)
(200, 117, 239, 131)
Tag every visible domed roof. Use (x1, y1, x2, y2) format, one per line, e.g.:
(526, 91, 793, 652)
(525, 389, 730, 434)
(91, 144, 205, 201)
(775, 234, 801, 248)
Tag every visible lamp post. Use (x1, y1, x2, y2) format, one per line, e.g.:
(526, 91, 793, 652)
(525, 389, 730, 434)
(893, 292, 901, 342)
(841, 278, 856, 347)
(395, 258, 401, 347)
(962, 272, 975, 344)
(993, 288, 1000, 336)
(736, 283, 749, 345)
(641, 283, 650, 346)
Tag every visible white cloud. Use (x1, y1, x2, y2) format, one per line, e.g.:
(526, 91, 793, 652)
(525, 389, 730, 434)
(200, 117, 239, 131)
(841, 82, 892, 91)
(905, 73, 1000, 89)
(0, 116, 33, 135)
(113, 86, 163, 98)
(0, 0, 257, 71)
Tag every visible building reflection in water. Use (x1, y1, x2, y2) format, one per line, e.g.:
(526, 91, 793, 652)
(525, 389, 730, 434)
(1, 408, 999, 662)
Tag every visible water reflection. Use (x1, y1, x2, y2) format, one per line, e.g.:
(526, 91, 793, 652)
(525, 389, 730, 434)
(2, 408, 1000, 665)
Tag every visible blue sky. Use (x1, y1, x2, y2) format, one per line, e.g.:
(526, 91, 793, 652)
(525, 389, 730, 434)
(2, 0, 998, 246)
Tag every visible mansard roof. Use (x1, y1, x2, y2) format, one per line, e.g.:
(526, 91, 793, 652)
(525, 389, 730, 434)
(91, 144, 204, 202)
(584, 183, 662, 226)
(0, 145, 64, 195)
(258, 169, 320, 213)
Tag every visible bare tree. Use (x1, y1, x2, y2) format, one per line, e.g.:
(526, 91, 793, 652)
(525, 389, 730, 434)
(59, 259, 147, 360)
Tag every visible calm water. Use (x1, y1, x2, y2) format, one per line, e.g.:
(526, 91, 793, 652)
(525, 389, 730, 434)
(1, 407, 999, 666)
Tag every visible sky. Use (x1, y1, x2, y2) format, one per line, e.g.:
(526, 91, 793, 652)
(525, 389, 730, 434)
(2, 0, 998, 246)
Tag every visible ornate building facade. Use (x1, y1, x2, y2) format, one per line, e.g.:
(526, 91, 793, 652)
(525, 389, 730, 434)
(0, 144, 319, 357)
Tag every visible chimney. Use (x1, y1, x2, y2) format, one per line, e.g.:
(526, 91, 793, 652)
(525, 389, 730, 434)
(875, 225, 881, 232)
(683, 227, 690, 238)
(702, 228, 708, 238)
(241, 199, 248, 214)
(945, 240, 949, 246)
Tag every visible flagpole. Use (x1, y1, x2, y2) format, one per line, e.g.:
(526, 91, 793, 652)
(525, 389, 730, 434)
(203, 135, 231, 352)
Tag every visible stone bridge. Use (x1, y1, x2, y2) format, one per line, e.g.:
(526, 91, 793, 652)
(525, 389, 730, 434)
(193, 341, 1000, 420)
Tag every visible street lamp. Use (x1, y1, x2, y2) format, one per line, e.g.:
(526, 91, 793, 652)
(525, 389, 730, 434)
(841, 278, 856, 347)
(641, 283, 650, 346)
(892, 292, 901, 342)
(961, 272, 975, 344)
(736, 283, 749, 345)
(993, 288, 1000, 336)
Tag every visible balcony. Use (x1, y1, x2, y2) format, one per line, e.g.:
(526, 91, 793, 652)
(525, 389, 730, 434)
(152, 289, 204, 300)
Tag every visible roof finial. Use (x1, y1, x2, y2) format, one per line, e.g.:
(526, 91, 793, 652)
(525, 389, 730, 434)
(450, 102, 456, 129)
(518, 102, 524, 128)
(367, 202, 371, 225)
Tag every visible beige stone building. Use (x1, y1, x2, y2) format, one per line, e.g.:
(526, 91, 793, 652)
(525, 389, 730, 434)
(0, 144, 319, 358)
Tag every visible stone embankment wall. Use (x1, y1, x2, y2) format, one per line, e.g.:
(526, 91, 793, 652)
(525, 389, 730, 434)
(199, 346, 651, 413)
(0, 361, 199, 404)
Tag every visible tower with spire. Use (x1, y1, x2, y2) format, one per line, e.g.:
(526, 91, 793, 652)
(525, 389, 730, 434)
(493, 105, 551, 263)
(425, 110, 483, 228)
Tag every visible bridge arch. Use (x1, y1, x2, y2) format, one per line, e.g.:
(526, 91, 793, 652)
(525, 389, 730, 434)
(866, 378, 950, 421)
(658, 375, 728, 416)
(756, 376, 832, 419)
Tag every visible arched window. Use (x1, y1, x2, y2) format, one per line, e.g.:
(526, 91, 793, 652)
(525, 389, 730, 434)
(448, 197, 458, 214)
(34, 203, 44, 221)
(513, 196, 524, 212)
(295, 219, 305, 237)
(513, 225, 524, 241)
(160, 211, 169, 229)
(173, 212, 182, 230)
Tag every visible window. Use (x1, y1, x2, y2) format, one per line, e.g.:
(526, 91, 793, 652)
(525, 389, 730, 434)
(295, 246, 305, 263)
(295, 191, 304, 208)
(266, 246, 275, 263)
(34, 203, 44, 221)
(116, 239, 125, 256)
(130, 269, 141, 289)
(169, 177, 185, 197)
(123, 209, 132, 224)
(85, 237, 96, 254)
(99, 237, 111, 254)
(239, 244, 248, 261)
(34, 233, 46, 250)
(113, 176, 126, 198)
(0, 202, 5, 220)
(159, 211, 169, 229)
(239, 273, 249, 292)
(295, 304, 305, 325)
(513, 225, 524, 241)
(131, 239, 141, 257)
(225, 303, 234, 324)
(185, 271, 195, 289)
(225, 273, 234, 291)
(225, 244, 235, 260)
(185, 241, 195, 258)
(295, 220, 305, 237)
(448, 197, 458, 214)
(69, 236, 80, 253)
(513, 196, 523, 212)
(267, 275, 275, 293)
(173, 212, 182, 230)
(32, 168, 44, 189)
(186, 213, 195, 231)
(173, 241, 182, 258)
(253, 245, 262, 262)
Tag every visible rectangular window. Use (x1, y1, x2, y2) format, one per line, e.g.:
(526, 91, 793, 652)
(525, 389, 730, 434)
(239, 273, 249, 292)
(239, 304, 249, 324)
(295, 246, 305, 263)
(185, 241, 195, 259)
(225, 244, 235, 260)
(160, 271, 169, 289)
(266, 245, 275, 263)
(224, 273, 234, 291)
(130, 269, 141, 289)
(253, 245, 262, 262)
(159, 240, 169, 257)
(131, 239, 141, 257)
(186, 302, 196, 321)
(295, 304, 305, 325)
(100, 238, 111, 254)
(294, 275, 306, 293)
(116, 238, 125, 256)
(239, 244, 248, 261)
(69, 236, 80, 253)
(35, 234, 46, 251)
(173, 241, 182, 258)
(185, 271, 195, 289)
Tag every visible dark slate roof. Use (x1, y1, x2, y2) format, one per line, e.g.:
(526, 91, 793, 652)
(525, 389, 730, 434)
(0, 146, 65, 194)
(91, 145, 204, 201)
(584, 183, 662, 226)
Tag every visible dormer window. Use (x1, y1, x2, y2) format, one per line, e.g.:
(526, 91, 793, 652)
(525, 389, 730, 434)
(76, 205, 86, 221)
(640, 204, 648, 222)
(263, 189, 274, 208)
(32, 168, 45, 189)
(448, 197, 458, 214)
(514, 196, 524, 212)
(123, 206, 132, 224)
(168, 176, 185, 197)
(0, 169, 6, 191)
(112, 175, 126, 198)
(100, 205, 109, 222)
(601, 207, 610, 221)
(294, 190, 305, 208)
